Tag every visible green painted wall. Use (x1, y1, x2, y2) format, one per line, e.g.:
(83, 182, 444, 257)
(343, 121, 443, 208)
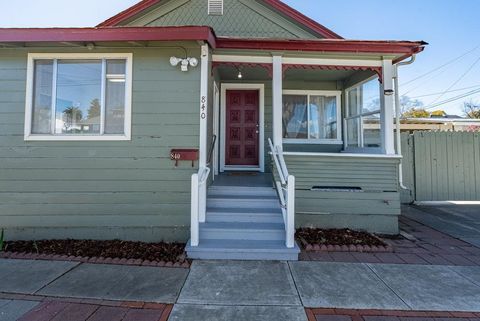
(0, 45, 202, 241)
(126, 0, 319, 39)
(283, 154, 401, 234)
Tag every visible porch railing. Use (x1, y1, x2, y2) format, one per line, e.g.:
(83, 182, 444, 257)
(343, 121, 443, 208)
(268, 138, 295, 249)
(190, 166, 210, 247)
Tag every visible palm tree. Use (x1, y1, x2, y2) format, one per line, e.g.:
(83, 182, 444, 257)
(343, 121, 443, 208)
(62, 106, 83, 132)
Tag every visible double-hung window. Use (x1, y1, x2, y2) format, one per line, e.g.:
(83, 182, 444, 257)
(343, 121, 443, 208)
(282, 90, 341, 144)
(344, 77, 381, 151)
(25, 53, 133, 141)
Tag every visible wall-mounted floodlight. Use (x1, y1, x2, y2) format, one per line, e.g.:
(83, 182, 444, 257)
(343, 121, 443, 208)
(170, 57, 199, 72)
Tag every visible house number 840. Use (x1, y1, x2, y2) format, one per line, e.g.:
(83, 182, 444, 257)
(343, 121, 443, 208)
(200, 96, 206, 119)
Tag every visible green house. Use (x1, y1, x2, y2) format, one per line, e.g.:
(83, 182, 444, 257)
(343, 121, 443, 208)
(0, 0, 426, 260)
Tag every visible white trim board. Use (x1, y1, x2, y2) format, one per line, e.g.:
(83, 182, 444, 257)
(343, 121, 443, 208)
(212, 54, 382, 67)
(220, 83, 265, 173)
(24, 52, 133, 141)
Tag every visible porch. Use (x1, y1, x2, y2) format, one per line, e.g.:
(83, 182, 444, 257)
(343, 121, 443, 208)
(188, 46, 405, 260)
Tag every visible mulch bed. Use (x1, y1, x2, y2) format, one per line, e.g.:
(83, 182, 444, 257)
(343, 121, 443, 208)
(296, 228, 392, 253)
(0, 239, 190, 268)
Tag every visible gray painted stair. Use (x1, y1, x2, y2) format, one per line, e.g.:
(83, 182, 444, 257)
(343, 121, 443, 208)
(187, 185, 300, 261)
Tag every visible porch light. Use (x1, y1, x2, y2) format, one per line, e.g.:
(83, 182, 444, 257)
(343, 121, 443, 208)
(384, 89, 395, 96)
(237, 70, 243, 79)
(170, 56, 198, 72)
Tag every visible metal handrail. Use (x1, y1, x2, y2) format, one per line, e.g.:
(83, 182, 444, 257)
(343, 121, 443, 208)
(268, 138, 295, 249)
(207, 135, 217, 166)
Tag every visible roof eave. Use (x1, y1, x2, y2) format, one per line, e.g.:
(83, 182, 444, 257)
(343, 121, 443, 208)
(0, 26, 217, 48)
(215, 37, 427, 56)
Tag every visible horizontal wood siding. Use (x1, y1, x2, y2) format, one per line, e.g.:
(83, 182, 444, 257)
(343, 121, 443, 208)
(284, 154, 401, 234)
(0, 46, 201, 241)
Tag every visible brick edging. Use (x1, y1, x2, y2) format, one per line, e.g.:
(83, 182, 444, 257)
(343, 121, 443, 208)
(303, 243, 393, 253)
(306, 308, 480, 319)
(0, 251, 190, 269)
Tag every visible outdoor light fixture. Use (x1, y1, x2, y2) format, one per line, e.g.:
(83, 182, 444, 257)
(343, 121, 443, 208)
(384, 89, 395, 96)
(237, 70, 243, 79)
(170, 56, 198, 72)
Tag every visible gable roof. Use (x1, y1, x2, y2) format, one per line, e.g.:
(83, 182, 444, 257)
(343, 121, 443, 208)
(97, 0, 342, 39)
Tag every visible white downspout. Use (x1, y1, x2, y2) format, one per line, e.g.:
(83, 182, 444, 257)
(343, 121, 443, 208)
(394, 55, 416, 190)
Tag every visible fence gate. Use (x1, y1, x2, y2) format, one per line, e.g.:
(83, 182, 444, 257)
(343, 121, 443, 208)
(401, 131, 480, 202)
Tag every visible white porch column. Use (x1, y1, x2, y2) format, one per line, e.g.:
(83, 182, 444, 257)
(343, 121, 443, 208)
(272, 55, 283, 148)
(381, 59, 395, 155)
(199, 44, 209, 168)
(198, 43, 209, 223)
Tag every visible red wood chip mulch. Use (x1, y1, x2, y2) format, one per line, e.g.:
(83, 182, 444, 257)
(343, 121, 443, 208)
(296, 228, 393, 253)
(0, 239, 190, 268)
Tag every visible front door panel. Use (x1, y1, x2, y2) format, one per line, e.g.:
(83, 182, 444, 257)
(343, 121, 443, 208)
(225, 90, 259, 166)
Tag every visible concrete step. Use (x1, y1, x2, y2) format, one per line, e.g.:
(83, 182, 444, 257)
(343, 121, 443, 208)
(199, 222, 285, 241)
(207, 195, 280, 209)
(208, 186, 276, 197)
(186, 239, 300, 261)
(207, 207, 283, 223)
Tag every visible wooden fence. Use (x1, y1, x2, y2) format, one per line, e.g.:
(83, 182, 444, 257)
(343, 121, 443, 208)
(401, 131, 480, 202)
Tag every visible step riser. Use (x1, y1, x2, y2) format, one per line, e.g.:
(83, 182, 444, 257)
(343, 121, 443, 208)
(187, 251, 298, 261)
(208, 199, 280, 209)
(208, 191, 277, 198)
(209, 187, 275, 194)
(200, 229, 285, 241)
(207, 214, 283, 224)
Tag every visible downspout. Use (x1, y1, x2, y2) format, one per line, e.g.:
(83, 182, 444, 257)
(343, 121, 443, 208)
(394, 55, 416, 190)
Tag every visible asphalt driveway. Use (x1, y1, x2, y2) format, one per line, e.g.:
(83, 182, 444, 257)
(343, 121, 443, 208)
(403, 203, 480, 247)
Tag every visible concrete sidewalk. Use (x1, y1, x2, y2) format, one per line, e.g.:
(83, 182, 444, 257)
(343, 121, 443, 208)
(1, 259, 480, 320)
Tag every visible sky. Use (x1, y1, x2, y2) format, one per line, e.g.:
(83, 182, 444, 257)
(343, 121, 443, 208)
(1, 0, 479, 115)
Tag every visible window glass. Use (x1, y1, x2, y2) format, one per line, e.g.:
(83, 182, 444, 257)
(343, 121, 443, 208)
(106, 59, 126, 75)
(348, 87, 359, 117)
(361, 80, 381, 114)
(55, 60, 102, 134)
(27, 57, 129, 139)
(345, 77, 382, 149)
(346, 118, 359, 147)
(31, 60, 53, 134)
(283, 95, 307, 139)
(362, 113, 381, 147)
(309, 95, 337, 140)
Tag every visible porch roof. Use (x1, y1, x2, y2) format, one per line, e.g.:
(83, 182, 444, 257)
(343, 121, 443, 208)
(0, 26, 426, 62)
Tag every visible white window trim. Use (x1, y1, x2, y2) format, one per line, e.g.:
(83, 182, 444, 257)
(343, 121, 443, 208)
(344, 79, 382, 151)
(282, 90, 342, 144)
(24, 53, 133, 141)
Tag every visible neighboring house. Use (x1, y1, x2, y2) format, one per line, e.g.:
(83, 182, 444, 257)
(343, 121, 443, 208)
(399, 117, 480, 132)
(0, 0, 426, 260)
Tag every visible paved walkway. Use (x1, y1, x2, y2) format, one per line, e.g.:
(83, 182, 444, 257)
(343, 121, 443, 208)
(2, 258, 480, 320)
(404, 203, 480, 247)
(301, 216, 480, 266)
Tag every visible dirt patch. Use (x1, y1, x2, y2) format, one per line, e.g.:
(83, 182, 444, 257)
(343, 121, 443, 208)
(296, 228, 390, 252)
(3, 239, 188, 264)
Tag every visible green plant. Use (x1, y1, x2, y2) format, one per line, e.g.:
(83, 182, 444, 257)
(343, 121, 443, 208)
(0, 229, 4, 252)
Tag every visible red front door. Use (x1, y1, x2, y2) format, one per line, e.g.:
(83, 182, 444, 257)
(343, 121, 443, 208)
(225, 90, 260, 166)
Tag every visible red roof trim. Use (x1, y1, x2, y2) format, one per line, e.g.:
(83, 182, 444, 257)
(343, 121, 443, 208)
(0, 26, 216, 47)
(0, 26, 426, 59)
(216, 37, 427, 55)
(97, 0, 162, 28)
(96, 0, 342, 39)
(261, 0, 342, 39)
